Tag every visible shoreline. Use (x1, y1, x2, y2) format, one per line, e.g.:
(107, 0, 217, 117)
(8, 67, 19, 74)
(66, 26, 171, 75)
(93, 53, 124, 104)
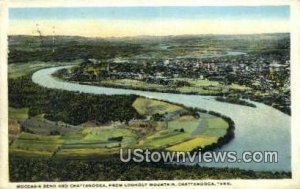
(53, 71, 289, 115)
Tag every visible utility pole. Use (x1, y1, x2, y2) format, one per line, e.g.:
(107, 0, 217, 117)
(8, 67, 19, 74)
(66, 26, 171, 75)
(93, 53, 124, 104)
(36, 24, 43, 49)
(52, 26, 56, 53)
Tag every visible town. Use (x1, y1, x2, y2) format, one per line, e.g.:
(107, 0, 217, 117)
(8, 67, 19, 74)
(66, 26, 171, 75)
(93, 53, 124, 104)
(60, 50, 290, 115)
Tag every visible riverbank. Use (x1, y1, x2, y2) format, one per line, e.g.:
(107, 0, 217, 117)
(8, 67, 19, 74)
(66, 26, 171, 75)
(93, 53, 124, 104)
(82, 80, 288, 115)
(52, 67, 290, 114)
(31, 66, 291, 172)
(215, 97, 256, 108)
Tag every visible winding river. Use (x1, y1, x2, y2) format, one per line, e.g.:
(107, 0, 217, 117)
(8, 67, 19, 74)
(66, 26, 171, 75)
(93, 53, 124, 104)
(32, 66, 291, 172)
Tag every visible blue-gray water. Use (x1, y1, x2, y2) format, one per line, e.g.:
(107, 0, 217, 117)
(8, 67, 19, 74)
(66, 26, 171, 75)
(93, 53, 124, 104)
(32, 66, 291, 172)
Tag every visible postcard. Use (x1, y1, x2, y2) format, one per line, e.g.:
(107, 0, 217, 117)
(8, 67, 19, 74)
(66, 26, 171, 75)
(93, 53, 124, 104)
(1, 0, 300, 188)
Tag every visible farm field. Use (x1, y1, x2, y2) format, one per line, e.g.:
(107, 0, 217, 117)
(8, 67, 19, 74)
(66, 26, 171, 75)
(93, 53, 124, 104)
(9, 107, 28, 121)
(10, 133, 64, 157)
(8, 107, 29, 143)
(9, 96, 229, 158)
(132, 97, 183, 115)
(166, 136, 217, 152)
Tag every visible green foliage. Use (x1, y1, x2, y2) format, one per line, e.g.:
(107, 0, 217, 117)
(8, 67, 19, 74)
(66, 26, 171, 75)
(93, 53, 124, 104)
(10, 133, 63, 157)
(9, 107, 28, 121)
(108, 136, 123, 142)
(216, 96, 256, 108)
(9, 157, 291, 182)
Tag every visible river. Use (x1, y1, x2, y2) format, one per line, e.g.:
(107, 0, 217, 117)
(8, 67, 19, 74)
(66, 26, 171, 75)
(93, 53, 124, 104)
(32, 66, 291, 172)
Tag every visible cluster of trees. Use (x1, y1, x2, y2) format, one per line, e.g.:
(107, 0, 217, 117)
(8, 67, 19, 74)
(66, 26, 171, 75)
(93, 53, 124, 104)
(244, 91, 291, 115)
(9, 75, 142, 125)
(108, 136, 123, 142)
(216, 96, 256, 108)
(9, 157, 291, 182)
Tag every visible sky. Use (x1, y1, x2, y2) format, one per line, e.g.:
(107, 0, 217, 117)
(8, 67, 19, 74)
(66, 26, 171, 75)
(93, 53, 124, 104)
(9, 6, 290, 37)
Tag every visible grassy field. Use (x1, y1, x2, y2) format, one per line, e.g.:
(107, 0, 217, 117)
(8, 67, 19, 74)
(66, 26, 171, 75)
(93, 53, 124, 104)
(168, 119, 200, 133)
(75, 127, 138, 146)
(133, 97, 205, 149)
(8, 119, 21, 144)
(8, 107, 28, 143)
(9, 107, 29, 121)
(10, 133, 64, 157)
(166, 136, 217, 152)
(8, 62, 50, 79)
(139, 113, 229, 151)
(22, 117, 81, 135)
(56, 126, 139, 157)
(140, 131, 190, 149)
(101, 79, 168, 91)
(207, 117, 229, 129)
(165, 115, 229, 152)
(132, 97, 183, 116)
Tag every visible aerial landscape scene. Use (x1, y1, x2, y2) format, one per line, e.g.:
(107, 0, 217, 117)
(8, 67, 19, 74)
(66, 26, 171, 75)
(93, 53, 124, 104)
(8, 6, 291, 181)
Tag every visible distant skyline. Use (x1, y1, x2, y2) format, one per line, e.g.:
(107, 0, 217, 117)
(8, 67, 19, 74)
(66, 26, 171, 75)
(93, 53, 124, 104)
(9, 6, 290, 37)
